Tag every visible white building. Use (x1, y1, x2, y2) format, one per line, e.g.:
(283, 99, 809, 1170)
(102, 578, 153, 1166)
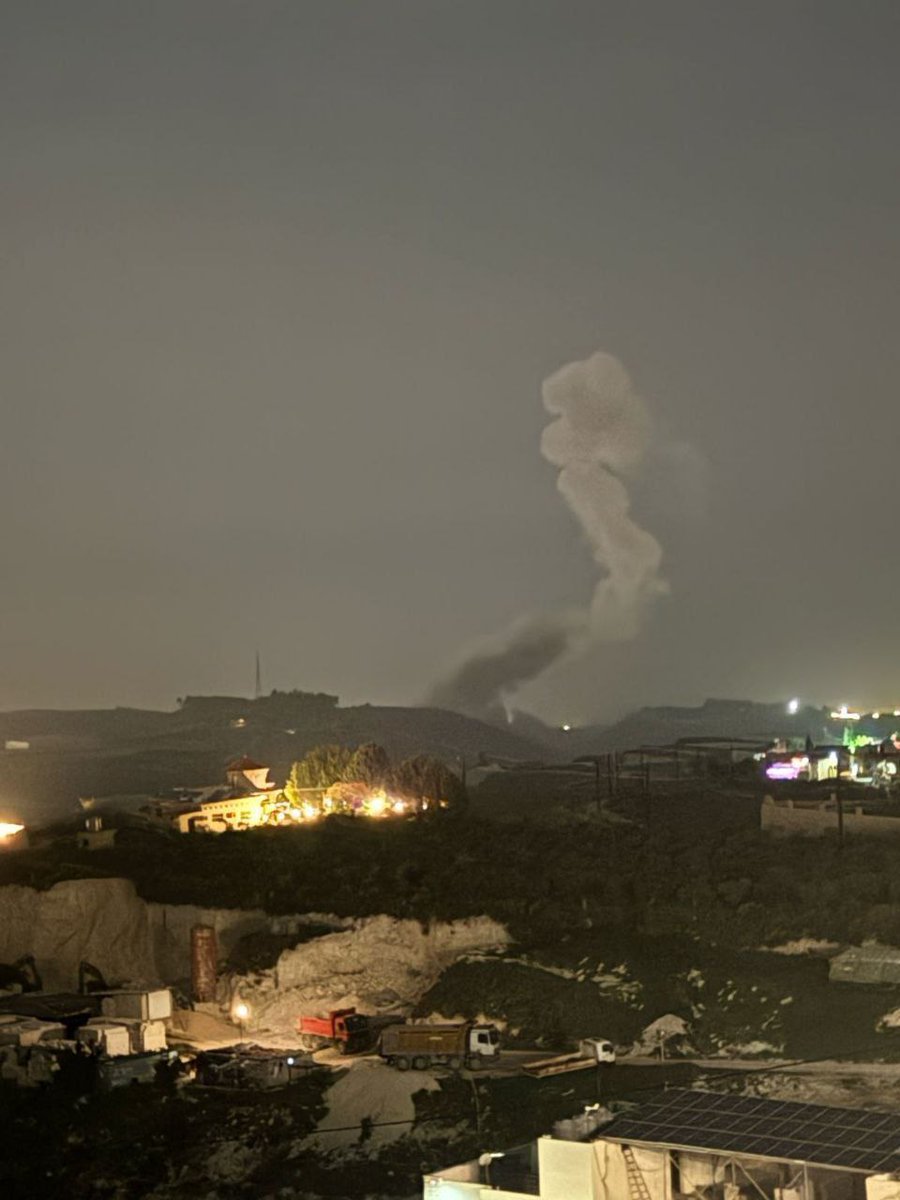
(424, 1088, 900, 1200)
(170, 756, 278, 833)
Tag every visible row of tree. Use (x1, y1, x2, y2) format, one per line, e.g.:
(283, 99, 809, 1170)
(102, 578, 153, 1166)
(282, 742, 467, 811)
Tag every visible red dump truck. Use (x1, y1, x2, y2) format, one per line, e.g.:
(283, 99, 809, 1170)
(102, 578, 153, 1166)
(297, 1008, 402, 1055)
(378, 1022, 500, 1070)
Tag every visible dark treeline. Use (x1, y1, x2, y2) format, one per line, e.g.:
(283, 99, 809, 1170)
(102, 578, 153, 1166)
(3, 806, 900, 951)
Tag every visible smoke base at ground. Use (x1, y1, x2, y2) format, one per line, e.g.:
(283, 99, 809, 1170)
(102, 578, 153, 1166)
(429, 350, 674, 716)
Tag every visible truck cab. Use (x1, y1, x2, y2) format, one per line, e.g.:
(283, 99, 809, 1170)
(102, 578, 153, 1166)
(580, 1037, 616, 1065)
(469, 1024, 501, 1061)
(334, 1010, 373, 1054)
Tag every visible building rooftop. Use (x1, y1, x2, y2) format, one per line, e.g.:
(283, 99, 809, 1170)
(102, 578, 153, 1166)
(225, 756, 268, 772)
(597, 1088, 900, 1174)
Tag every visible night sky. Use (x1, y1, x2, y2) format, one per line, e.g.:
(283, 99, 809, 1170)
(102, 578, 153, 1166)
(4, 2, 899, 723)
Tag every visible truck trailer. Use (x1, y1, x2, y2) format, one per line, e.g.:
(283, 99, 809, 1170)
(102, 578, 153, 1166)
(378, 1022, 500, 1070)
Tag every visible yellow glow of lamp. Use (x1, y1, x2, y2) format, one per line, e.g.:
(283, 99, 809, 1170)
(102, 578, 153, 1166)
(233, 1000, 250, 1040)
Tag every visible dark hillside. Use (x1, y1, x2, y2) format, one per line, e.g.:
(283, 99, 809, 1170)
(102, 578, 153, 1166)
(559, 698, 834, 756)
(0, 693, 547, 826)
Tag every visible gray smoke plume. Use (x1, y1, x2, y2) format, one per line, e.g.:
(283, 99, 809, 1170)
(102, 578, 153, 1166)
(426, 608, 586, 719)
(428, 351, 669, 717)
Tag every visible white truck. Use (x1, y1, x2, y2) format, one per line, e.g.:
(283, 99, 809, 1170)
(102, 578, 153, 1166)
(524, 1037, 616, 1077)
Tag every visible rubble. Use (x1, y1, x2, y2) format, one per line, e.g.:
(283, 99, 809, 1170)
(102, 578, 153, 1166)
(762, 938, 840, 956)
(631, 1013, 696, 1057)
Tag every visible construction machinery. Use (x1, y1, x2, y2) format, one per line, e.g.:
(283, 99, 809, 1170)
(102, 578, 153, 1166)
(378, 1021, 500, 1070)
(296, 1007, 402, 1055)
(523, 1037, 616, 1078)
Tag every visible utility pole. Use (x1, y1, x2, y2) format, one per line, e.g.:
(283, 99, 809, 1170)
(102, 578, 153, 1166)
(254, 650, 262, 700)
(573, 756, 604, 812)
(834, 787, 844, 847)
(456, 755, 468, 790)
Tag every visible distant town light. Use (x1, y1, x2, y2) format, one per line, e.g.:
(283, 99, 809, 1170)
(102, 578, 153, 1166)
(561, 723, 572, 732)
(787, 698, 799, 715)
(873, 712, 881, 719)
(765, 756, 809, 781)
(830, 705, 861, 721)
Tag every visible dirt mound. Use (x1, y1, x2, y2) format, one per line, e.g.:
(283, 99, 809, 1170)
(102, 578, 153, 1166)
(233, 915, 510, 1040)
(303, 1060, 439, 1152)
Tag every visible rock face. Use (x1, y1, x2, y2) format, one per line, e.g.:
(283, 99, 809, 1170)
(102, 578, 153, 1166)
(0, 878, 346, 991)
(0, 879, 154, 991)
(0, 880, 510, 1022)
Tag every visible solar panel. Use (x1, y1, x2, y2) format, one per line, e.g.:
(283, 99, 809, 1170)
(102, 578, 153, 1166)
(597, 1089, 900, 1174)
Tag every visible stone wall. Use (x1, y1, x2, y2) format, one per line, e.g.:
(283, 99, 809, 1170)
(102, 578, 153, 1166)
(761, 796, 900, 838)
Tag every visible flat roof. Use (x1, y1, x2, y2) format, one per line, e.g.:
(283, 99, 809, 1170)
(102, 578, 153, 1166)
(596, 1089, 900, 1174)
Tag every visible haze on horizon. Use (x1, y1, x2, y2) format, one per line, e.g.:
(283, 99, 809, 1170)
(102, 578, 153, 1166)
(3, 2, 899, 725)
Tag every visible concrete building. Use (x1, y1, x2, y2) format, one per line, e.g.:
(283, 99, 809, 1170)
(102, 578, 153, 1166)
(167, 757, 278, 833)
(173, 790, 271, 833)
(423, 1089, 900, 1200)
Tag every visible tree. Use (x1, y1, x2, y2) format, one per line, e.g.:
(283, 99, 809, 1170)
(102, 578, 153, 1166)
(390, 755, 467, 811)
(346, 742, 391, 787)
(284, 744, 354, 796)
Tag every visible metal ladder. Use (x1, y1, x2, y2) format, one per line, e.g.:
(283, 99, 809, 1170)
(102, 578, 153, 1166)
(622, 1145, 653, 1200)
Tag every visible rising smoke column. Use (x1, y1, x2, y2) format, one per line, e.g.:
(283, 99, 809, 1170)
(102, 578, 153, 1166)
(542, 351, 668, 640)
(428, 351, 668, 717)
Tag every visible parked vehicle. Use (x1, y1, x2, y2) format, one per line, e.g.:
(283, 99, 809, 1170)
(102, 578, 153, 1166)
(581, 1037, 616, 1064)
(297, 1007, 403, 1055)
(523, 1036, 616, 1077)
(378, 1022, 500, 1070)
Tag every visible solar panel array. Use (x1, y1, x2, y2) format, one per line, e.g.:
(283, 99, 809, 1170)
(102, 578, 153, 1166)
(597, 1089, 900, 1173)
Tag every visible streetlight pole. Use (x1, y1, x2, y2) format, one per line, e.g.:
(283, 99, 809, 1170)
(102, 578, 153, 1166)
(233, 1001, 250, 1043)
